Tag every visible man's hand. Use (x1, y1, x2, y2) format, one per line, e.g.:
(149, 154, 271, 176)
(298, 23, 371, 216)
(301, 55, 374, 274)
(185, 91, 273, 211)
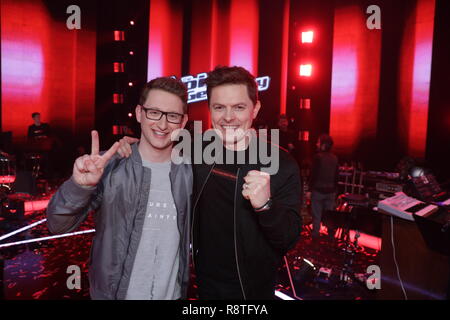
(72, 130, 120, 187)
(117, 136, 139, 158)
(242, 170, 271, 209)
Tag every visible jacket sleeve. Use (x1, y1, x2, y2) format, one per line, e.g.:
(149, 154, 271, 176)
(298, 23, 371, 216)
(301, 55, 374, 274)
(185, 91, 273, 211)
(257, 158, 302, 255)
(46, 176, 104, 234)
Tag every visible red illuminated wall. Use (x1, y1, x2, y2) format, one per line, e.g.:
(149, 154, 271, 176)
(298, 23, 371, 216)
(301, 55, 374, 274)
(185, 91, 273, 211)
(147, 0, 184, 80)
(330, 0, 436, 161)
(398, 0, 436, 158)
(229, 0, 259, 75)
(329, 3, 382, 156)
(1, 0, 96, 144)
(188, 0, 230, 127)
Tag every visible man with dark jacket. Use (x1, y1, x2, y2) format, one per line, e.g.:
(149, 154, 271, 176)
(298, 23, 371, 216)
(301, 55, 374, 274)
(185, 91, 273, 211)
(46, 77, 192, 300)
(118, 66, 302, 300)
(193, 66, 301, 299)
(310, 134, 339, 240)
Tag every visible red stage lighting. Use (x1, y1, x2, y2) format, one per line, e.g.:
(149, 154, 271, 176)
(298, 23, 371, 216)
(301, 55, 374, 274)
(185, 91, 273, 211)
(299, 64, 312, 77)
(301, 31, 314, 43)
(128, 113, 133, 118)
(129, 51, 134, 56)
(113, 93, 124, 104)
(113, 62, 125, 73)
(128, 82, 133, 87)
(113, 30, 125, 41)
(129, 20, 135, 26)
(0, 176, 16, 184)
(300, 98, 311, 109)
(24, 199, 49, 212)
(298, 130, 310, 141)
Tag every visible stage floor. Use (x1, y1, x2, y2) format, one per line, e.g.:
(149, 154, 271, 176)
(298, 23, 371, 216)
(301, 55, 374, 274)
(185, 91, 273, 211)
(1, 207, 382, 300)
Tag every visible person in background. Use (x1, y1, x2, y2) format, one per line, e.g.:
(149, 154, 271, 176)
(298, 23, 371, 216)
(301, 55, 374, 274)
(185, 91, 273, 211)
(28, 112, 51, 140)
(276, 114, 296, 154)
(310, 134, 339, 241)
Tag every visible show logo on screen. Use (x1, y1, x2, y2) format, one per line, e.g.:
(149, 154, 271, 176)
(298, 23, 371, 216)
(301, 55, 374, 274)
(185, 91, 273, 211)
(179, 72, 271, 104)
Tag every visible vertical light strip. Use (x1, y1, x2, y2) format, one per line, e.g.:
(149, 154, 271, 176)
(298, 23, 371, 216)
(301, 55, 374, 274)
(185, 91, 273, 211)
(147, 0, 164, 79)
(329, 6, 359, 154)
(329, 5, 381, 155)
(280, 0, 290, 115)
(147, 0, 183, 80)
(229, 0, 259, 75)
(408, 0, 436, 157)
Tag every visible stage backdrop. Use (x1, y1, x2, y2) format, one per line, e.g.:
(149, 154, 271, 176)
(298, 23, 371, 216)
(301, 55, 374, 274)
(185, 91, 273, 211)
(1, 0, 96, 146)
(1, 0, 447, 178)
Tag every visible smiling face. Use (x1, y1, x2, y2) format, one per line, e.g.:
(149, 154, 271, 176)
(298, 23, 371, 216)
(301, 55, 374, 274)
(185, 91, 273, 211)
(209, 84, 261, 148)
(136, 89, 187, 155)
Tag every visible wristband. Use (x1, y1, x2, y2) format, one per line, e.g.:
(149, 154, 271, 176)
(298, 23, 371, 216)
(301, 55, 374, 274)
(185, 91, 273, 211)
(254, 198, 272, 212)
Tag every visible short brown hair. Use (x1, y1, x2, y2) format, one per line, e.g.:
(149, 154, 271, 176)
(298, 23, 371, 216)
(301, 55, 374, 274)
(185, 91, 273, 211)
(205, 66, 258, 105)
(139, 77, 188, 113)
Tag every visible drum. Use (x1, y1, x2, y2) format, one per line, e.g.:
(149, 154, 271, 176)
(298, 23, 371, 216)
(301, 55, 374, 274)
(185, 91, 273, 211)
(0, 155, 16, 185)
(24, 153, 43, 178)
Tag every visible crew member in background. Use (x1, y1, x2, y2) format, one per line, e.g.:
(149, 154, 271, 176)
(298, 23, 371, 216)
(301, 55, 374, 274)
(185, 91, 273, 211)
(276, 114, 296, 154)
(28, 112, 51, 140)
(310, 134, 339, 241)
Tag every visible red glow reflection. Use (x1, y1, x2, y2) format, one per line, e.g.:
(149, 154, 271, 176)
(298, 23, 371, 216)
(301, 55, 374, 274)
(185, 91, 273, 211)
(229, 0, 259, 75)
(398, 0, 435, 158)
(330, 5, 381, 155)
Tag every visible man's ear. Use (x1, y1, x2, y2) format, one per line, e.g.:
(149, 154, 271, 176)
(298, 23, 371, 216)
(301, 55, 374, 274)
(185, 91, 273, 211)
(135, 105, 142, 123)
(253, 100, 261, 119)
(180, 114, 188, 129)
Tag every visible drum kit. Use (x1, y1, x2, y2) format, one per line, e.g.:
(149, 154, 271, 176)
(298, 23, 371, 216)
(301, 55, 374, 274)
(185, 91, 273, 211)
(0, 146, 47, 199)
(0, 151, 16, 194)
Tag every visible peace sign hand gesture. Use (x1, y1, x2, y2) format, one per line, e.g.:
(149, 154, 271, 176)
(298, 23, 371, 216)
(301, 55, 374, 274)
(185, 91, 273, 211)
(72, 130, 120, 187)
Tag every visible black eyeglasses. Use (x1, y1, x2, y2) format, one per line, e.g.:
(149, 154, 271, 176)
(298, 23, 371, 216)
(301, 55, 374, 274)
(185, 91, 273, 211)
(139, 105, 184, 124)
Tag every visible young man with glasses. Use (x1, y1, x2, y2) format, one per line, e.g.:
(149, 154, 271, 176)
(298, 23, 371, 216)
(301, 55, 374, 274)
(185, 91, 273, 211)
(47, 77, 192, 300)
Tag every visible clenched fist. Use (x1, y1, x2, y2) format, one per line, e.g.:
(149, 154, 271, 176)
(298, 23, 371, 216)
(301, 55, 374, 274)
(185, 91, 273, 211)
(72, 130, 120, 187)
(242, 170, 271, 209)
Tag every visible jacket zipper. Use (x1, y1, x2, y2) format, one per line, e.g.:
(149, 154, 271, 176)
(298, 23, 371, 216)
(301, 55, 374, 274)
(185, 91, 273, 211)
(234, 167, 247, 300)
(190, 164, 215, 270)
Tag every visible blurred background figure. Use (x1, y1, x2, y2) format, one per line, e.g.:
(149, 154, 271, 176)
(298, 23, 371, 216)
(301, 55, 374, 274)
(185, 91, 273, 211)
(310, 134, 339, 241)
(27, 112, 51, 140)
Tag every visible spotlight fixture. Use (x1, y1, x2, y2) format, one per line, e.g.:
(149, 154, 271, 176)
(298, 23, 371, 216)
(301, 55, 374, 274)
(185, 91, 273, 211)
(301, 31, 314, 43)
(299, 64, 312, 77)
(113, 30, 125, 41)
(113, 93, 124, 104)
(113, 62, 125, 73)
(300, 98, 311, 110)
(298, 130, 309, 141)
